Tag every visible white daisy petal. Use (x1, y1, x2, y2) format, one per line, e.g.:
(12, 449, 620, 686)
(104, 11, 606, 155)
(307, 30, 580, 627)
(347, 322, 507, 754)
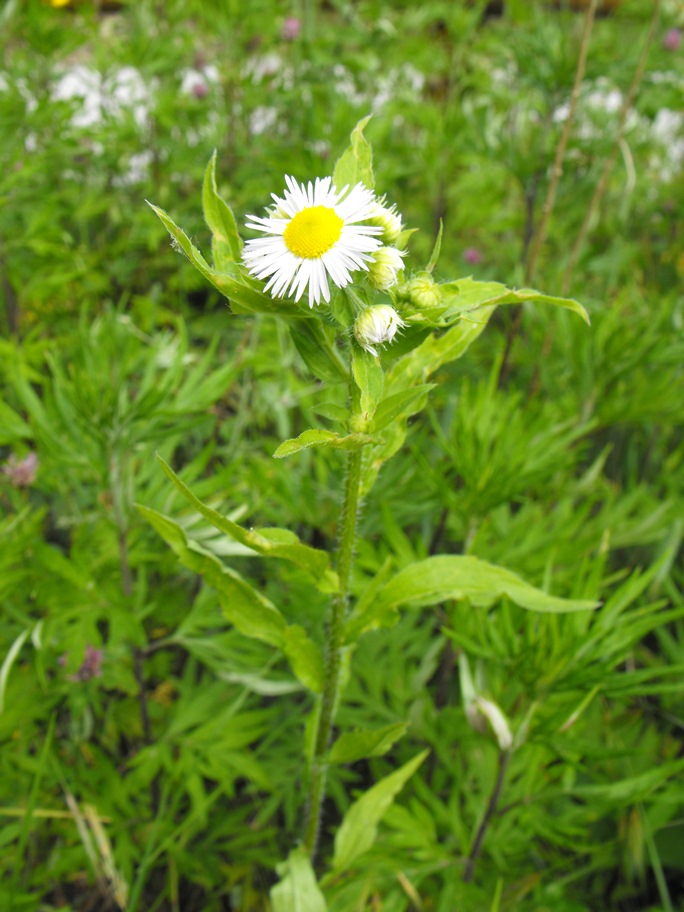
(242, 175, 387, 307)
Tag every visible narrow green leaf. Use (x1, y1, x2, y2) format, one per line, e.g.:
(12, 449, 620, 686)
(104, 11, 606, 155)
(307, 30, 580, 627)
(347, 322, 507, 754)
(348, 555, 598, 640)
(202, 150, 243, 269)
(282, 626, 324, 694)
(138, 505, 287, 647)
(155, 455, 333, 587)
(329, 722, 408, 765)
(371, 384, 435, 432)
(0, 402, 32, 444)
(148, 201, 301, 316)
(311, 402, 350, 425)
(426, 220, 443, 273)
(332, 115, 374, 192)
(572, 758, 684, 803)
(352, 345, 384, 421)
(0, 629, 30, 715)
(147, 202, 212, 273)
(386, 306, 497, 391)
(274, 429, 372, 458)
(332, 750, 429, 872)
(438, 277, 590, 325)
(138, 505, 326, 690)
(271, 848, 328, 912)
(289, 320, 349, 384)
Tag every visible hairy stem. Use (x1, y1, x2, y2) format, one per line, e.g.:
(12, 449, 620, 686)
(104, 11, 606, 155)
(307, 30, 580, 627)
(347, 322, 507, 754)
(303, 445, 364, 857)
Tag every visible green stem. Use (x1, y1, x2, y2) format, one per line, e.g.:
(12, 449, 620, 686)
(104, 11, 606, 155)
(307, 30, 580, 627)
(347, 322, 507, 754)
(303, 445, 364, 856)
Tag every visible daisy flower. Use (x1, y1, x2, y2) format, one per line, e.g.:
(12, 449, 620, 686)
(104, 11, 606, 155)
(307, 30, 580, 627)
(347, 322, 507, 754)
(242, 176, 384, 307)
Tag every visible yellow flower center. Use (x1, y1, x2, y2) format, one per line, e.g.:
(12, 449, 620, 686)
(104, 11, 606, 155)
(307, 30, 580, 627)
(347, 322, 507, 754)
(283, 206, 344, 259)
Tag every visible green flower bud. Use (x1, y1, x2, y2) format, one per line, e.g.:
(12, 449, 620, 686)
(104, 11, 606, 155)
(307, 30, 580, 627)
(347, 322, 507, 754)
(367, 200, 404, 245)
(354, 304, 406, 357)
(367, 246, 405, 291)
(406, 274, 442, 309)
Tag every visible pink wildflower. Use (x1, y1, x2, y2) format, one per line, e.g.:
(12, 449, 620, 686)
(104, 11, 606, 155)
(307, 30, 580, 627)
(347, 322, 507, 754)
(2, 451, 38, 487)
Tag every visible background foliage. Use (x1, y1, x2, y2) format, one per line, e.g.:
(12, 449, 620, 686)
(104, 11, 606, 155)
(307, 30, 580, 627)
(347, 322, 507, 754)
(1, 0, 683, 910)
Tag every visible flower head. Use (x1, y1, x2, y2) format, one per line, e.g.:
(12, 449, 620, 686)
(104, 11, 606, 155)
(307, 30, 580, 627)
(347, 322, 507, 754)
(463, 246, 483, 265)
(367, 199, 403, 244)
(368, 246, 405, 291)
(405, 274, 442, 310)
(2, 452, 38, 487)
(663, 28, 681, 52)
(242, 176, 383, 307)
(281, 17, 302, 40)
(354, 305, 406, 356)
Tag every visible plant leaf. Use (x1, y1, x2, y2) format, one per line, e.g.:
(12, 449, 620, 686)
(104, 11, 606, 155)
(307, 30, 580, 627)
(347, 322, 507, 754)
(438, 277, 590, 325)
(332, 750, 428, 872)
(332, 115, 374, 192)
(274, 429, 373, 459)
(271, 849, 328, 912)
(329, 722, 408, 765)
(371, 384, 435, 432)
(352, 345, 384, 422)
(289, 320, 349, 384)
(138, 505, 325, 690)
(347, 555, 599, 639)
(155, 455, 334, 588)
(202, 150, 243, 269)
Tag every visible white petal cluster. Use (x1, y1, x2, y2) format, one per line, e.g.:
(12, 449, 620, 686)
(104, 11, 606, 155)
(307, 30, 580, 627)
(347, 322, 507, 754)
(242, 176, 383, 307)
(353, 305, 406, 357)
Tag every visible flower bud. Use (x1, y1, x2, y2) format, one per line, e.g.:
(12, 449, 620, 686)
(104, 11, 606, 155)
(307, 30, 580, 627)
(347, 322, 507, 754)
(405, 274, 442, 309)
(475, 696, 513, 751)
(368, 201, 404, 245)
(367, 246, 405, 291)
(354, 305, 406, 357)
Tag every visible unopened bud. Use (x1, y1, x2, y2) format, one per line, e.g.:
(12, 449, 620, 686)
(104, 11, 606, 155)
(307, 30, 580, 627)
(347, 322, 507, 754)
(354, 305, 406, 357)
(474, 696, 513, 751)
(368, 201, 403, 245)
(405, 274, 442, 309)
(367, 247, 405, 291)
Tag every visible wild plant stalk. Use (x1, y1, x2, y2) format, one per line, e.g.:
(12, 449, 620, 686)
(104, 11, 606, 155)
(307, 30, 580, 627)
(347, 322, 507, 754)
(463, 750, 511, 883)
(499, 0, 598, 387)
(303, 444, 364, 856)
(561, 0, 661, 293)
(524, 0, 599, 285)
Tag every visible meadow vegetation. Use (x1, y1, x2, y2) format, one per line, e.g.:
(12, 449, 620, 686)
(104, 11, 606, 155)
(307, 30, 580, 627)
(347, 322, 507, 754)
(1, 1, 683, 910)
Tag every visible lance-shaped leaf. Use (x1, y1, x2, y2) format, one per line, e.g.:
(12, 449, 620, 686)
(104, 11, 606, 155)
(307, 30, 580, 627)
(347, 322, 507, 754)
(347, 555, 599, 640)
(289, 319, 349, 384)
(0, 401, 32, 444)
(371, 384, 435, 432)
(156, 455, 336, 590)
(202, 150, 243, 271)
(137, 506, 324, 691)
(271, 849, 327, 912)
(332, 115, 374, 192)
(148, 202, 302, 316)
(332, 750, 428, 872)
(358, 310, 497, 497)
(438, 277, 589, 325)
(352, 345, 384, 423)
(274, 429, 373, 459)
(385, 306, 497, 395)
(329, 722, 408, 765)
